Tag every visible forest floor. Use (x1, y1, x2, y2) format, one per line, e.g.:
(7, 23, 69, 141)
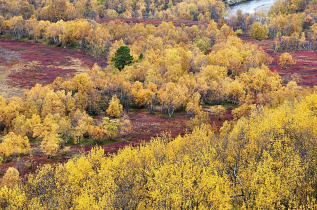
(240, 34, 317, 87)
(0, 38, 104, 97)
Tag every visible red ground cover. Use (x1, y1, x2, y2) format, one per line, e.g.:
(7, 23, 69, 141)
(240, 35, 317, 87)
(0, 110, 189, 176)
(0, 38, 105, 90)
(0, 109, 232, 177)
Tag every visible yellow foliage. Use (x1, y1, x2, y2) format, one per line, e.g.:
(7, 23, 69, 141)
(40, 131, 62, 156)
(211, 105, 226, 117)
(279, 52, 296, 68)
(1, 167, 21, 188)
(185, 92, 201, 117)
(249, 22, 269, 40)
(187, 111, 211, 131)
(0, 186, 27, 209)
(0, 132, 30, 158)
(1, 2, 317, 208)
(106, 95, 123, 118)
(1, 91, 317, 208)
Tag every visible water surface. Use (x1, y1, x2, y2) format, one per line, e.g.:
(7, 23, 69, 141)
(227, 0, 275, 16)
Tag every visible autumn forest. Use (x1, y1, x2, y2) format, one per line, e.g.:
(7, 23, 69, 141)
(1, 0, 317, 209)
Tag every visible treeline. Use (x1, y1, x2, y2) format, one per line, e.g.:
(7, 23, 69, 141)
(0, 0, 225, 22)
(1, 92, 317, 209)
(0, 17, 223, 57)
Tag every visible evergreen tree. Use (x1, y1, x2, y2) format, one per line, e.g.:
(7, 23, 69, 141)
(111, 46, 134, 70)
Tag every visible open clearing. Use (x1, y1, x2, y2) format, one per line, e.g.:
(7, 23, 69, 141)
(0, 38, 102, 97)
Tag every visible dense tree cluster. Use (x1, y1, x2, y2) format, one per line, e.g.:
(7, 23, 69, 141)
(0, 69, 132, 157)
(228, 0, 317, 51)
(0, 16, 308, 158)
(267, 0, 317, 51)
(1, 0, 317, 208)
(1, 92, 317, 208)
(0, 0, 226, 22)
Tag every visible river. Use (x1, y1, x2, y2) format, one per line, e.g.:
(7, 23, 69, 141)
(227, 0, 276, 16)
